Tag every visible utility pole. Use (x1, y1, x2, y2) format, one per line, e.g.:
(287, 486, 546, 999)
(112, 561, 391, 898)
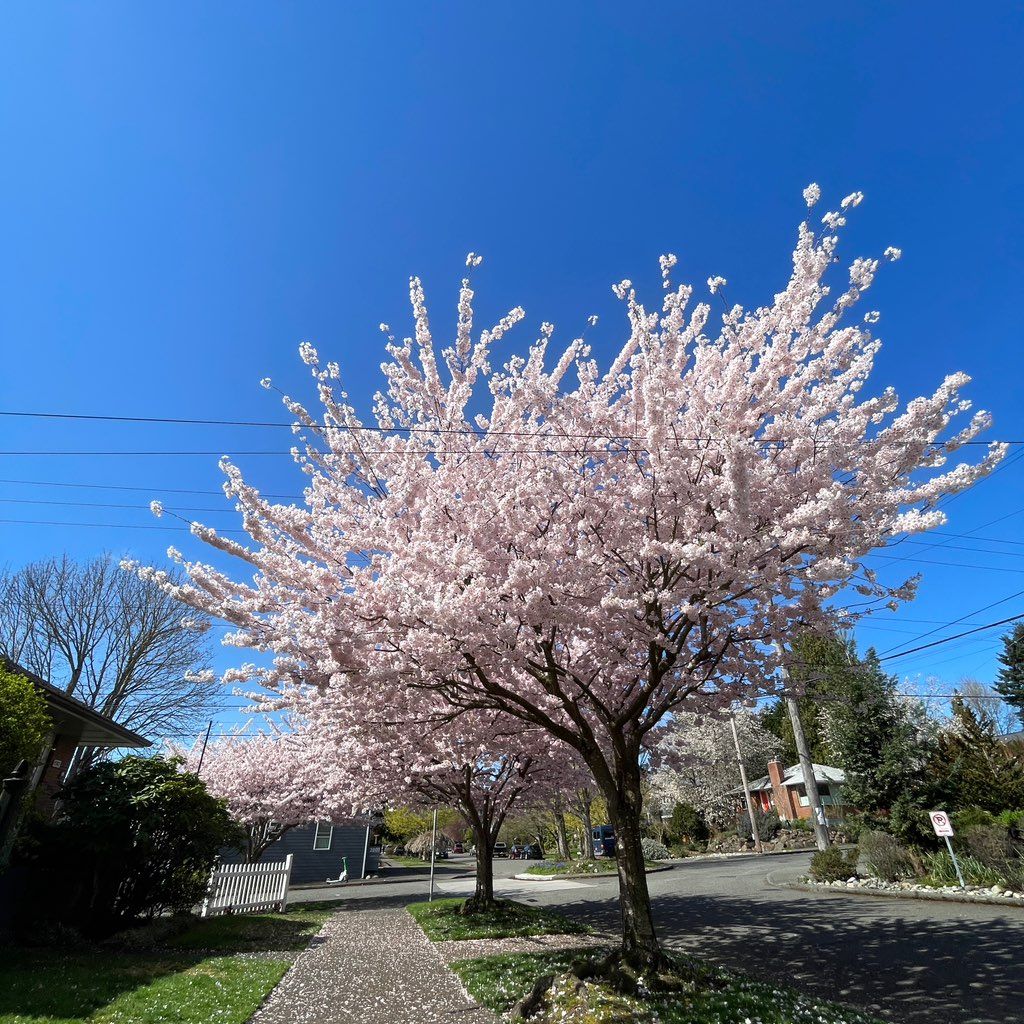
(779, 656, 830, 851)
(730, 714, 762, 854)
(427, 807, 438, 902)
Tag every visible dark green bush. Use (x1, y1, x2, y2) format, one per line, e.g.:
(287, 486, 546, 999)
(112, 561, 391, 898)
(837, 815, 865, 842)
(669, 802, 710, 846)
(809, 845, 858, 883)
(953, 807, 996, 833)
(20, 755, 241, 935)
(858, 830, 916, 881)
(995, 809, 1024, 839)
(738, 807, 781, 842)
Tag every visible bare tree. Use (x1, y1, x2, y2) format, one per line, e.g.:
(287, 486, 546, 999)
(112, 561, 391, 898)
(958, 678, 1020, 738)
(0, 554, 216, 773)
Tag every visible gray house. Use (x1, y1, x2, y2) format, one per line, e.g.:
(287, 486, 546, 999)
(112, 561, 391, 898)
(223, 820, 383, 886)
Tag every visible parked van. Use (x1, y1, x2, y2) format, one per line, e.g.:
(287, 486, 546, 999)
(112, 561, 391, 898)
(591, 824, 616, 857)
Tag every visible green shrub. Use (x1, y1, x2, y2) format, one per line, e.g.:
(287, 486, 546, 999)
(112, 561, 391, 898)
(738, 808, 781, 842)
(995, 809, 1024, 839)
(0, 663, 51, 779)
(858, 830, 916, 882)
(22, 755, 241, 935)
(782, 817, 813, 833)
(837, 815, 865, 842)
(669, 802, 709, 845)
(923, 850, 1004, 888)
(952, 807, 996, 833)
(641, 837, 670, 860)
(809, 846, 858, 883)
(963, 825, 1023, 888)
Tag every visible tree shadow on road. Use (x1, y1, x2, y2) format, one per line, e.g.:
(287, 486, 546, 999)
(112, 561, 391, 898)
(556, 888, 1022, 1024)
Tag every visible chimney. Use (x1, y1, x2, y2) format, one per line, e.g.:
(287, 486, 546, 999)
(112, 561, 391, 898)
(767, 758, 791, 821)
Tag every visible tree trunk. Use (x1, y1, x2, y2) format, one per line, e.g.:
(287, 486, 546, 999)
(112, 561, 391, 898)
(577, 790, 594, 858)
(553, 810, 570, 859)
(465, 822, 496, 911)
(603, 761, 664, 968)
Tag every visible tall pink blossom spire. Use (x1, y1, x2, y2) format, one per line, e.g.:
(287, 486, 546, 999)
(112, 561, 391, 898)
(133, 196, 1003, 965)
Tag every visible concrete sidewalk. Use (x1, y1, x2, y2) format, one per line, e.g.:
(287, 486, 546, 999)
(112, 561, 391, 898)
(253, 907, 494, 1024)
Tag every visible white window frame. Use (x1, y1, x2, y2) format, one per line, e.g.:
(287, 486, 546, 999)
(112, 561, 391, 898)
(313, 821, 333, 851)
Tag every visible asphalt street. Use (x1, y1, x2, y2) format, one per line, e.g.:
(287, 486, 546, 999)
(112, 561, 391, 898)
(292, 853, 1024, 1024)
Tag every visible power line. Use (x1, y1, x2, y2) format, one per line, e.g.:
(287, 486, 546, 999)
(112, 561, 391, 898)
(0, 477, 302, 500)
(876, 586, 1024, 657)
(0, 496, 238, 514)
(0, 517, 249, 533)
(877, 612, 1024, 662)
(2, 408, 1019, 447)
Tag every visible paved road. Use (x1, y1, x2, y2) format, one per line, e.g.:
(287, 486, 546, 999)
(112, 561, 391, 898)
(292, 853, 1024, 1024)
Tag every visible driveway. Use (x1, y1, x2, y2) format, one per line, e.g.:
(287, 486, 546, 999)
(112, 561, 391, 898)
(295, 853, 1024, 1024)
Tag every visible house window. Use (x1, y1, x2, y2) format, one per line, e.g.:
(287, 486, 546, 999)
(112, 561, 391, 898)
(313, 822, 333, 851)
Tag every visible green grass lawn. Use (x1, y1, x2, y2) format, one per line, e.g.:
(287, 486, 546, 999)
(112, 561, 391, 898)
(523, 858, 660, 876)
(451, 949, 887, 1024)
(406, 898, 590, 941)
(0, 906, 333, 1024)
(167, 904, 334, 952)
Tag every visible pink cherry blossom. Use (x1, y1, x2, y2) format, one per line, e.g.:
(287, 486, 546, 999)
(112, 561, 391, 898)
(136, 190, 1003, 963)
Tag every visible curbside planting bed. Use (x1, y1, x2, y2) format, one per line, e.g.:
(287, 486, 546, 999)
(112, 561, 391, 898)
(448, 947, 888, 1024)
(795, 875, 1024, 907)
(407, 897, 885, 1023)
(515, 859, 672, 881)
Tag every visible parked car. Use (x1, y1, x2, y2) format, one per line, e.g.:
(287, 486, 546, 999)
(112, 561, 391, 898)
(452, 842, 464, 854)
(591, 824, 616, 857)
(524, 843, 543, 859)
(493, 842, 509, 857)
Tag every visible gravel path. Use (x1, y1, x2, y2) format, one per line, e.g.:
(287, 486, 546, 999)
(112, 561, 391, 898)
(252, 908, 495, 1024)
(437, 931, 613, 964)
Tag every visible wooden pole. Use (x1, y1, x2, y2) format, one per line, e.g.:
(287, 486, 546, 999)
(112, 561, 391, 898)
(730, 715, 763, 854)
(782, 689, 830, 850)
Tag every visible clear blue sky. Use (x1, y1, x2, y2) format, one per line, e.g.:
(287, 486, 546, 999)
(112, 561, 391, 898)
(2, 3, 1022, 735)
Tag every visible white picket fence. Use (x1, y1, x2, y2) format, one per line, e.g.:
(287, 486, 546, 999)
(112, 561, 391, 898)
(201, 854, 294, 917)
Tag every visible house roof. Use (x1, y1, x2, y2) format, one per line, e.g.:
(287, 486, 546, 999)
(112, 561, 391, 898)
(729, 762, 845, 795)
(2, 656, 151, 750)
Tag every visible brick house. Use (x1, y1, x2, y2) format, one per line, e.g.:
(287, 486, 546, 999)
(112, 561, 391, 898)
(738, 758, 852, 823)
(1, 656, 150, 813)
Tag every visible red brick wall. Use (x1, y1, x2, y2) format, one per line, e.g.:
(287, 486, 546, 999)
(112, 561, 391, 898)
(35, 734, 76, 814)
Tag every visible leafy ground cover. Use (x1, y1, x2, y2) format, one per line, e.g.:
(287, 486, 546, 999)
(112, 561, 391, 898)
(523, 858, 659, 876)
(0, 906, 333, 1024)
(451, 949, 887, 1024)
(406, 898, 590, 941)
(384, 853, 435, 868)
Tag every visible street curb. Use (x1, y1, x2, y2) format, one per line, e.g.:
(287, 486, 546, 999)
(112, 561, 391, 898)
(512, 863, 676, 882)
(783, 880, 1024, 909)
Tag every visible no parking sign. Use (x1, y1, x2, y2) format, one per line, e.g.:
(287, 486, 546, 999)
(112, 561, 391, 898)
(929, 810, 964, 887)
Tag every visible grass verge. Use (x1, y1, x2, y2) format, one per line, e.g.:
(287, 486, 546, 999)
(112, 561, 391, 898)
(523, 859, 659, 876)
(167, 905, 333, 952)
(0, 949, 290, 1024)
(406, 898, 590, 941)
(0, 905, 333, 1024)
(450, 949, 887, 1023)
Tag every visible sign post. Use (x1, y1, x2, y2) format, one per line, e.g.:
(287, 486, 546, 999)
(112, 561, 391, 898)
(929, 810, 965, 888)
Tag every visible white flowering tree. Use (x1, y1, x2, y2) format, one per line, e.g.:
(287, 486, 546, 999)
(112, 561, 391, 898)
(648, 710, 779, 829)
(132, 188, 1002, 967)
